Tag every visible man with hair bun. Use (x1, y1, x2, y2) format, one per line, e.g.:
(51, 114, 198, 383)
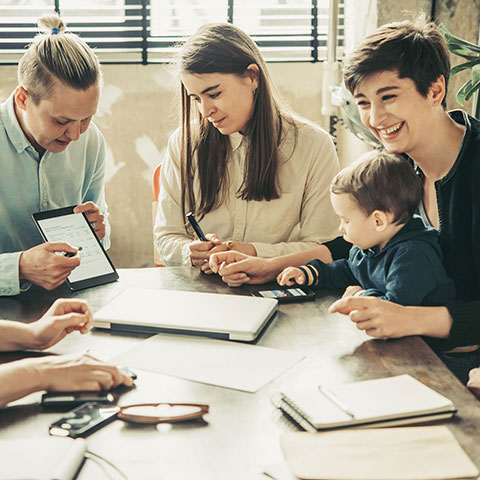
(0, 14, 109, 295)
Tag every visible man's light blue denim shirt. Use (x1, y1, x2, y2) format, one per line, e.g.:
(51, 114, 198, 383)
(0, 92, 110, 296)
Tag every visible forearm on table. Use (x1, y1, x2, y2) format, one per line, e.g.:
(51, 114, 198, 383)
(0, 358, 43, 406)
(154, 234, 191, 266)
(0, 320, 34, 351)
(254, 242, 334, 262)
(265, 245, 333, 277)
(405, 305, 452, 338)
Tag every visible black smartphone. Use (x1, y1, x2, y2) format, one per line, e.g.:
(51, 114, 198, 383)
(42, 391, 115, 409)
(251, 286, 316, 303)
(49, 402, 120, 438)
(186, 212, 207, 241)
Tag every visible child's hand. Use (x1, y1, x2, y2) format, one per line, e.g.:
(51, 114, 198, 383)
(277, 267, 306, 286)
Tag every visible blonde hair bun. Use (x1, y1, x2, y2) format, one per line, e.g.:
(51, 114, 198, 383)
(18, 13, 100, 103)
(37, 14, 66, 34)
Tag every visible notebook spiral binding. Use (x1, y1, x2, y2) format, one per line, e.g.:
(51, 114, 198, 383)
(271, 392, 317, 433)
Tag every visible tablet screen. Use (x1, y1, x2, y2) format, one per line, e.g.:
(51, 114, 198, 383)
(33, 206, 118, 290)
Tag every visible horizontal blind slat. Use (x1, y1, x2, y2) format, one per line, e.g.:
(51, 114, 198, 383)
(0, 0, 344, 64)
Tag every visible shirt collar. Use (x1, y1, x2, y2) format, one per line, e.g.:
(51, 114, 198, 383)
(229, 131, 244, 152)
(1, 91, 35, 154)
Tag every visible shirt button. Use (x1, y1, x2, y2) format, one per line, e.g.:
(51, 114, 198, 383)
(42, 201, 48, 208)
(3, 288, 11, 295)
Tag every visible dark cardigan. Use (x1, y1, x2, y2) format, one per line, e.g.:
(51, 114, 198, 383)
(418, 111, 480, 349)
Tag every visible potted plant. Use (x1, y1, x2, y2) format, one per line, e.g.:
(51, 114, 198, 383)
(440, 24, 480, 117)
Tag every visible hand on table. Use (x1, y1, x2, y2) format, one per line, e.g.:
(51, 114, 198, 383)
(27, 298, 93, 350)
(277, 267, 305, 286)
(209, 251, 275, 287)
(467, 368, 480, 400)
(33, 353, 133, 392)
(190, 236, 257, 274)
(329, 296, 416, 339)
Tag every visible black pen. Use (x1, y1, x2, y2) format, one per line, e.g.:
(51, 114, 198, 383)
(186, 212, 207, 241)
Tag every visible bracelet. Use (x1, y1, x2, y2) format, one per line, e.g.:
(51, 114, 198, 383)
(225, 241, 234, 250)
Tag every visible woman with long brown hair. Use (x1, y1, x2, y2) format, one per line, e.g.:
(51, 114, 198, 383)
(154, 23, 340, 271)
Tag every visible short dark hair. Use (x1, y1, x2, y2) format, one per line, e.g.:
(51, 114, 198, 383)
(331, 151, 423, 225)
(343, 15, 450, 107)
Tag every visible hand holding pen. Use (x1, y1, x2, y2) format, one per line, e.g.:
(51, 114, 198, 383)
(186, 213, 256, 273)
(186, 212, 233, 274)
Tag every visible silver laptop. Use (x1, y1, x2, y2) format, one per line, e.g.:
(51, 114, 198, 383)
(93, 287, 278, 341)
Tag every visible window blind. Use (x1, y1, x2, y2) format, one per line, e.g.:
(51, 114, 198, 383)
(0, 0, 344, 64)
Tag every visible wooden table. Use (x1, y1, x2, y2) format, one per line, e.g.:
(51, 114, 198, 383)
(1, 268, 479, 480)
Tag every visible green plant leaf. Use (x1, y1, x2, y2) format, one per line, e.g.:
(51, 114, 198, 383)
(472, 64, 480, 85)
(440, 24, 480, 54)
(441, 23, 480, 111)
(448, 49, 479, 61)
(451, 59, 480, 76)
(456, 80, 470, 105)
(456, 79, 480, 104)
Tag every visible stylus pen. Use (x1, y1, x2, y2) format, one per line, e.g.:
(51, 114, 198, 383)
(318, 385, 355, 419)
(186, 212, 207, 241)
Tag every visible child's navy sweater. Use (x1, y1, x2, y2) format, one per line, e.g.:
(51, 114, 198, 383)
(299, 216, 455, 306)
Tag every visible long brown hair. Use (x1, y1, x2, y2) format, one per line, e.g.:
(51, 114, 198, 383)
(178, 23, 294, 221)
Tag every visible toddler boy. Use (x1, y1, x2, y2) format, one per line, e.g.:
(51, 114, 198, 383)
(278, 151, 455, 306)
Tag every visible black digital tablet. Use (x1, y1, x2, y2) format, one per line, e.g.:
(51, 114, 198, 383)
(32, 206, 119, 291)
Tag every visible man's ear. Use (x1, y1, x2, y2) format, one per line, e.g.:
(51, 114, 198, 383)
(14, 86, 29, 112)
(372, 210, 393, 231)
(430, 75, 446, 106)
(245, 63, 259, 91)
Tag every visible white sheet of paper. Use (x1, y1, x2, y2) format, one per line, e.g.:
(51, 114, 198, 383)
(110, 334, 303, 393)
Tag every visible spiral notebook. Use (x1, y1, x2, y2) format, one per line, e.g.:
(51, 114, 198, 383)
(272, 374, 456, 431)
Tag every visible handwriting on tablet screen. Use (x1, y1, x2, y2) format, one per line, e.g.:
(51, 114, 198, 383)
(38, 214, 114, 282)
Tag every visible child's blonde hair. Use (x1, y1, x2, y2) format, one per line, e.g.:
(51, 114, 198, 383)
(18, 14, 101, 103)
